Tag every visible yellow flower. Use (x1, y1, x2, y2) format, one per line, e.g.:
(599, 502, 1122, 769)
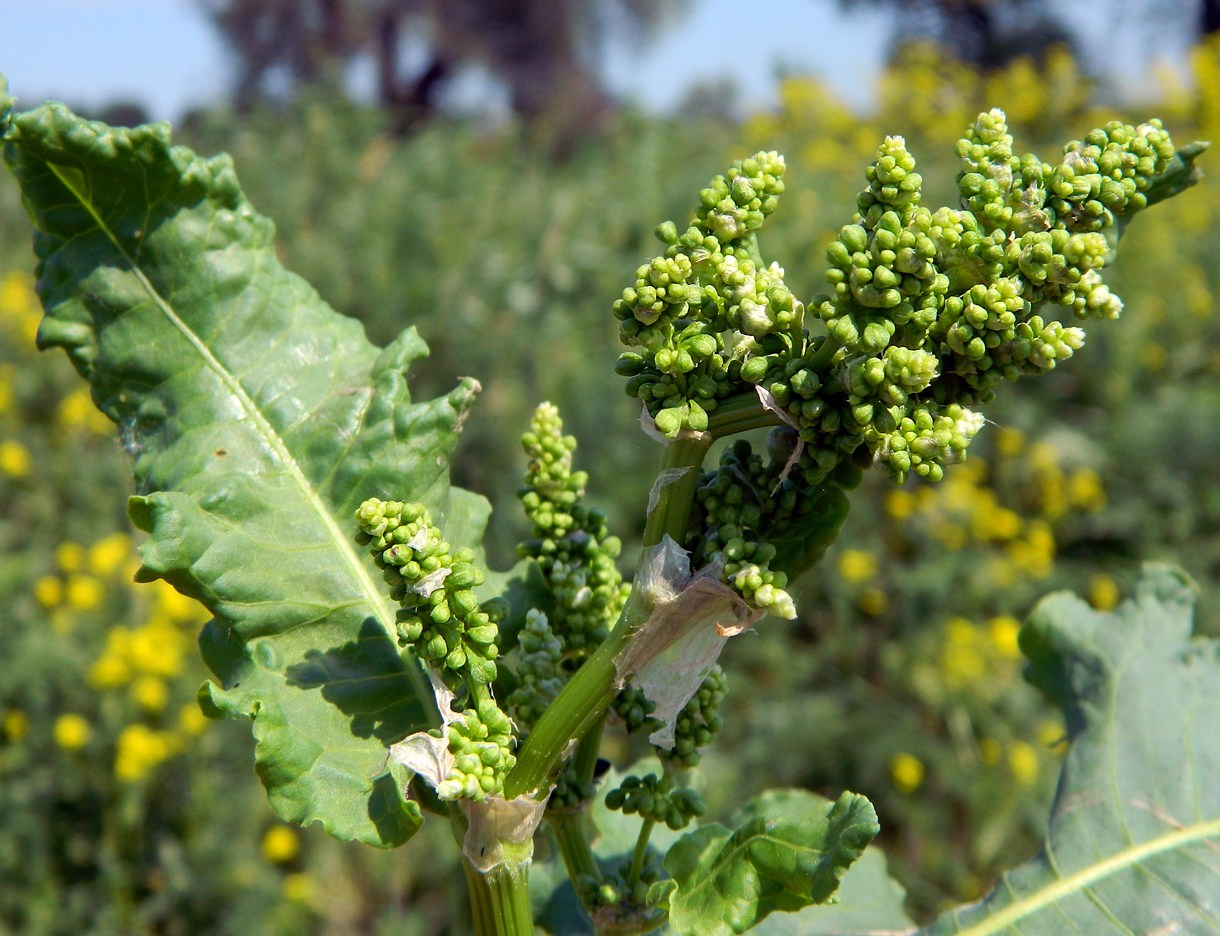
(1067, 468, 1106, 512)
(1028, 441, 1060, 473)
(940, 618, 987, 689)
(132, 676, 169, 713)
(1036, 719, 1067, 752)
(65, 575, 105, 612)
(54, 714, 92, 750)
(1089, 574, 1121, 612)
(986, 616, 1022, 660)
(262, 825, 302, 865)
(57, 387, 111, 436)
(889, 752, 925, 794)
(857, 587, 888, 617)
(88, 653, 131, 689)
(3, 710, 29, 742)
(115, 724, 176, 782)
(0, 439, 31, 478)
(837, 549, 877, 584)
(978, 506, 1022, 542)
(56, 542, 85, 573)
(88, 532, 133, 577)
(151, 581, 203, 625)
(128, 624, 185, 678)
(1008, 740, 1040, 785)
(0, 271, 42, 345)
(1007, 520, 1055, 579)
(941, 645, 986, 689)
(283, 872, 316, 905)
(885, 489, 916, 521)
(178, 703, 211, 737)
(0, 366, 13, 416)
(33, 575, 63, 608)
(1036, 468, 1067, 521)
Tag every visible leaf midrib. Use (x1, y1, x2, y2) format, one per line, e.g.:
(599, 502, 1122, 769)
(45, 159, 432, 711)
(682, 823, 833, 910)
(950, 817, 1220, 936)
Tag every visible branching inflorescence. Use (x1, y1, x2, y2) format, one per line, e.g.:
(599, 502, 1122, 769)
(613, 109, 1199, 619)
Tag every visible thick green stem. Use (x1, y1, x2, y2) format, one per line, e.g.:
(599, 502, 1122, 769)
(544, 710, 609, 911)
(464, 859, 496, 935)
(462, 849, 534, 936)
(808, 333, 843, 372)
(640, 434, 713, 547)
(572, 711, 608, 783)
(548, 809, 602, 891)
(627, 773, 671, 889)
(504, 588, 650, 799)
(707, 391, 783, 438)
(627, 818, 658, 890)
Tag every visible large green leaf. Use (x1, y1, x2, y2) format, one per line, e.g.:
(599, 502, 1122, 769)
(1, 97, 483, 846)
(661, 789, 880, 935)
(919, 563, 1220, 934)
(749, 846, 912, 935)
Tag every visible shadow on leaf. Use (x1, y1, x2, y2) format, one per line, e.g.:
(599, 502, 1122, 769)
(285, 618, 430, 745)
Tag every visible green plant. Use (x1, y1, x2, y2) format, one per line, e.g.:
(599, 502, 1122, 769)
(3, 71, 1219, 934)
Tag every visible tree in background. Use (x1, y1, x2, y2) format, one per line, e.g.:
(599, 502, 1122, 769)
(199, 0, 685, 131)
(1206, 0, 1220, 34)
(836, 0, 1077, 69)
(835, 0, 1220, 73)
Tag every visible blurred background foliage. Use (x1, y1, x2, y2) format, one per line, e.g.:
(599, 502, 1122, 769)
(3, 2, 1220, 931)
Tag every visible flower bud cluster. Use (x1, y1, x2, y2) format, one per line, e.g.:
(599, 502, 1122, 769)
(578, 865, 666, 922)
(355, 498, 516, 802)
(614, 109, 1185, 488)
(547, 767, 599, 812)
(687, 439, 806, 618)
(518, 403, 630, 660)
(662, 665, 726, 767)
(611, 665, 726, 768)
(504, 609, 564, 731)
(612, 684, 660, 735)
(434, 698, 516, 802)
(355, 498, 503, 684)
(604, 773, 707, 831)
(614, 152, 797, 437)
(616, 110, 1189, 486)
(1045, 118, 1177, 230)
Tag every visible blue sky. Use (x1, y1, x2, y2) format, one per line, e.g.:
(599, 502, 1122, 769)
(0, 0, 892, 121)
(0, 0, 1200, 123)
